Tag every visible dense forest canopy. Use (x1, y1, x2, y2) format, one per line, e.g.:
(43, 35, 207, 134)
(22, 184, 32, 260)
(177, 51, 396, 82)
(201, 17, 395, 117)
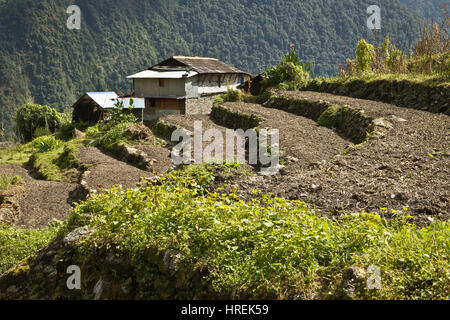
(0, 0, 426, 139)
(399, 0, 449, 22)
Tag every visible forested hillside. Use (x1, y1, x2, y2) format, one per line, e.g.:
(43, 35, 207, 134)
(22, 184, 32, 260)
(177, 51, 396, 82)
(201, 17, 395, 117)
(399, 0, 448, 22)
(0, 0, 423, 139)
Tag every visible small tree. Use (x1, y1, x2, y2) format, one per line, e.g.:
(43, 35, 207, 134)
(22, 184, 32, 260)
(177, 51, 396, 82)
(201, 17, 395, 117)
(265, 50, 311, 90)
(356, 39, 375, 73)
(105, 99, 137, 128)
(15, 104, 67, 142)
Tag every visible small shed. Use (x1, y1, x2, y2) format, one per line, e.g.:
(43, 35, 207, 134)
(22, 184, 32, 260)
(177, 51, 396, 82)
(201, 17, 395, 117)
(72, 92, 145, 123)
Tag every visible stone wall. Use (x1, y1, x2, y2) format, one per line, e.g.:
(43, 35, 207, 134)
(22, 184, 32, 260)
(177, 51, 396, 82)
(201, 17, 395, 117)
(185, 94, 221, 115)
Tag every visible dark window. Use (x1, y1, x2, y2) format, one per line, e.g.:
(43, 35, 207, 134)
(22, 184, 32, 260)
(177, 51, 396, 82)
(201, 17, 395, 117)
(159, 79, 165, 87)
(150, 99, 156, 107)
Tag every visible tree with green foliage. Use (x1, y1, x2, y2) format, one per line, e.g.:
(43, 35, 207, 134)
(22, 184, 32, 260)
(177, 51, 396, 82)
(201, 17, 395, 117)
(356, 39, 375, 73)
(15, 104, 68, 142)
(107, 99, 137, 128)
(265, 50, 311, 90)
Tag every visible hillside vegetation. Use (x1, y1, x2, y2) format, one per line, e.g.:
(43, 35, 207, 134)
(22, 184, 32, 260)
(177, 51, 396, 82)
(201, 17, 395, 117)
(0, 0, 424, 139)
(399, 0, 449, 22)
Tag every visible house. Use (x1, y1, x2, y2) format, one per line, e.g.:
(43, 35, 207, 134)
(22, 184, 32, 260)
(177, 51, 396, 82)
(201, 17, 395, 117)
(127, 56, 251, 121)
(72, 92, 145, 123)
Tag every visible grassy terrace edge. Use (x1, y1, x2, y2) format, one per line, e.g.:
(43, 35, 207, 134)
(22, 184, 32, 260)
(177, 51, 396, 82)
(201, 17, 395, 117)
(303, 75, 450, 115)
(263, 94, 375, 144)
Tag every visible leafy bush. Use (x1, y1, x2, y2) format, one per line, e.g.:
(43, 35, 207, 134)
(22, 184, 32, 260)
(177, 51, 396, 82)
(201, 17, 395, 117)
(105, 99, 137, 130)
(33, 127, 52, 139)
(65, 168, 449, 300)
(213, 88, 244, 107)
(15, 104, 69, 142)
(210, 105, 261, 130)
(0, 224, 59, 274)
(30, 136, 62, 153)
(95, 122, 134, 151)
(387, 45, 408, 74)
(264, 51, 311, 91)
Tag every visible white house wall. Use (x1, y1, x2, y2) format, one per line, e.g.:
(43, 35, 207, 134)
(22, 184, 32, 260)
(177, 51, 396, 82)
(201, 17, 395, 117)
(197, 74, 244, 95)
(134, 78, 186, 97)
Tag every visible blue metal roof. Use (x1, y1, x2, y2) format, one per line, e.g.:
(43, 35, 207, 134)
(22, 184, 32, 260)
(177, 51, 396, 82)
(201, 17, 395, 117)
(117, 98, 145, 109)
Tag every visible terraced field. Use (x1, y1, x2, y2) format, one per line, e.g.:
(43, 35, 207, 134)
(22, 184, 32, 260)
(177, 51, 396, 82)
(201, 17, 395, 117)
(158, 91, 449, 224)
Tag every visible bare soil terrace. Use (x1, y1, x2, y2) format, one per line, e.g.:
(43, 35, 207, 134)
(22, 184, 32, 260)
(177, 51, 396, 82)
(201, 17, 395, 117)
(160, 92, 449, 224)
(1, 91, 448, 228)
(218, 92, 449, 224)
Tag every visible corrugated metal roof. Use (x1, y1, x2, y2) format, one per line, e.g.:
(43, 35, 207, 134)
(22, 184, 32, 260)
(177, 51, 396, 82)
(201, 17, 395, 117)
(127, 70, 198, 79)
(116, 98, 145, 109)
(79, 92, 145, 109)
(86, 92, 118, 109)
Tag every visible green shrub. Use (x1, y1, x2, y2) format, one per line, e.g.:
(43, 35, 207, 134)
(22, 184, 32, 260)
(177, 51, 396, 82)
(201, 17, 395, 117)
(64, 168, 449, 300)
(317, 104, 374, 143)
(55, 144, 83, 170)
(97, 122, 134, 151)
(105, 99, 137, 130)
(30, 136, 62, 153)
(33, 126, 52, 138)
(0, 174, 22, 192)
(356, 39, 375, 73)
(15, 104, 69, 142)
(264, 50, 311, 91)
(213, 88, 244, 107)
(210, 105, 261, 130)
(152, 120, 179, 140)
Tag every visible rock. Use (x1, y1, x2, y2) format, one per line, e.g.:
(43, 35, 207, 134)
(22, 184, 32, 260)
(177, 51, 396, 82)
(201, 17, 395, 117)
(73, 129, 86, 139)
(63, 226, 96, 247)
(93, 279, 104, 300)
(163, 250, 182, 273)
(0, 141, 14, 149)
(342, 266, 366, 298)
(373, 118, 393, 129)
(390, 115, 407, 122)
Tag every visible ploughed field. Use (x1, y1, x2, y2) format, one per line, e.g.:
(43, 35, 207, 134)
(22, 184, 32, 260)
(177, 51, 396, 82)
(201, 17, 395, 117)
(159, 91, 449, 225)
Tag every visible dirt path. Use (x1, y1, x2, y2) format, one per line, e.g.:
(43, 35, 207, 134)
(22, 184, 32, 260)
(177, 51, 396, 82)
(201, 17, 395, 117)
(0, 164, 77, 228)
(212, 92, 449, 224)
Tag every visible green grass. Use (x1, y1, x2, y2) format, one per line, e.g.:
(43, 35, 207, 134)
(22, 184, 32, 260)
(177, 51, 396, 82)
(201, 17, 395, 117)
(64, 164, 449, 300)
(309, 73, 449, 88)
(86, 122, 137, 152)
(0, 144, 34, 165)
(27, 138, 84, 182)
(0, 174, 22, 192)
(0, 224, 59, 274)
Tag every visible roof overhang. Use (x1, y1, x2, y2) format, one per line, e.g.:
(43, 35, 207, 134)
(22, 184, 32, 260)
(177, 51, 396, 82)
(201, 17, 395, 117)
(72, 92, 145, 109)
(127, 70, 198, 79)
